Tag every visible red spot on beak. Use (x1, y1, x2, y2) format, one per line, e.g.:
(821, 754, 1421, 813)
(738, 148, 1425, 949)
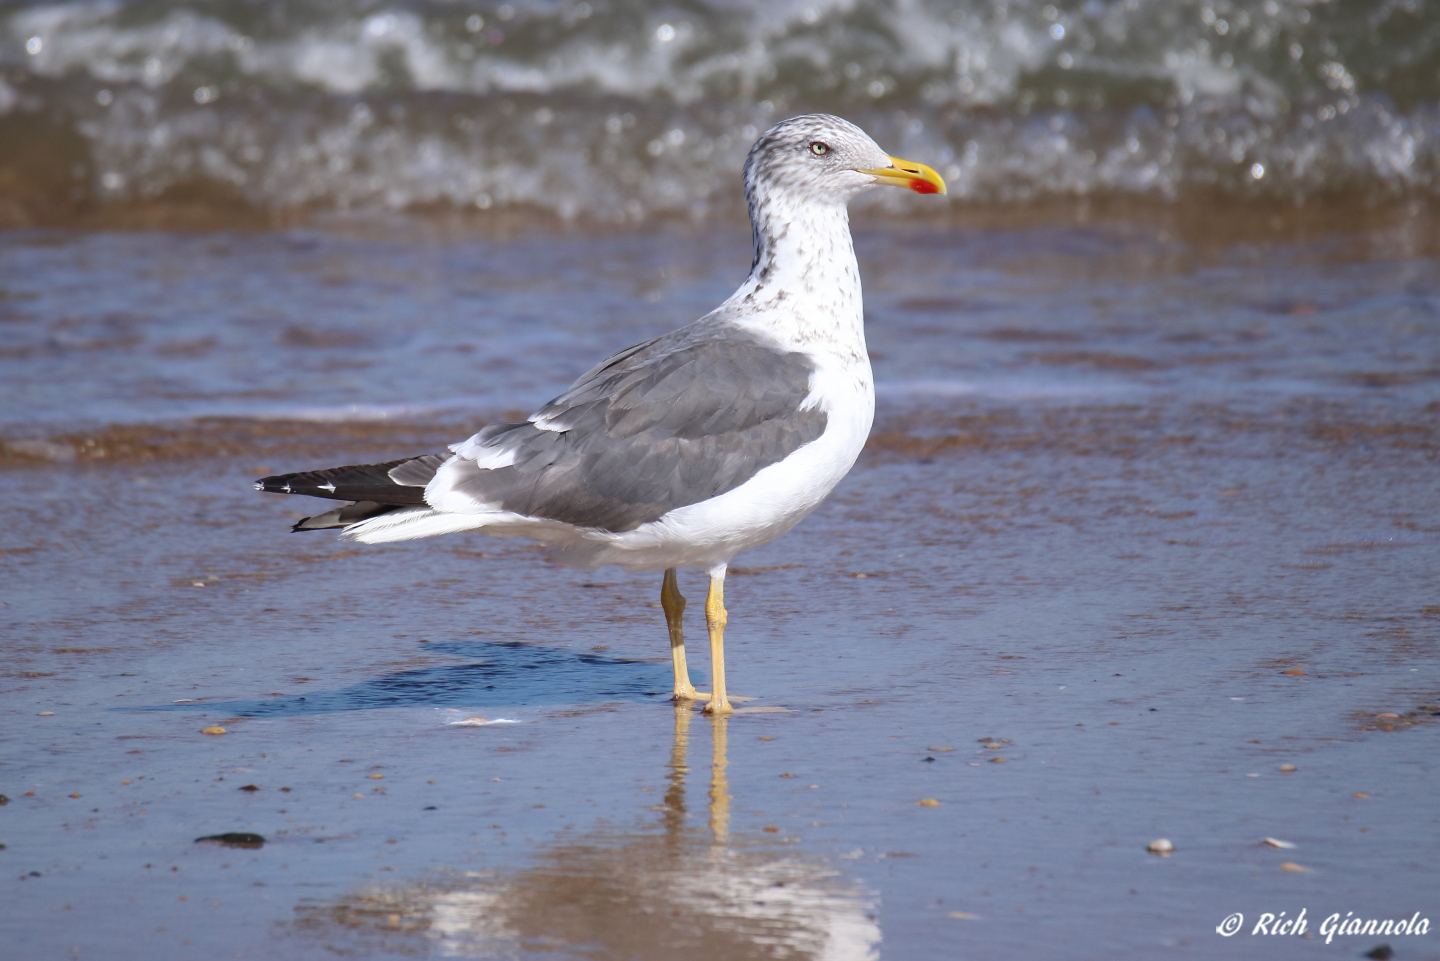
(907, 179, 940, 194)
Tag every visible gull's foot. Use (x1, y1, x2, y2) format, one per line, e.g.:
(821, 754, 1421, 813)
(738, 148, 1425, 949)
(686, 692, 754, 705)
(671, 688, 752, 703)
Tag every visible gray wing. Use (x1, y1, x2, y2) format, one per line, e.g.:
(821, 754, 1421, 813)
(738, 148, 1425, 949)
(440, 331, 827, 533)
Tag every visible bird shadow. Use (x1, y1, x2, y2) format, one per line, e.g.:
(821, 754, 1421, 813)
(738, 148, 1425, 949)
(128, 641, 685, 719)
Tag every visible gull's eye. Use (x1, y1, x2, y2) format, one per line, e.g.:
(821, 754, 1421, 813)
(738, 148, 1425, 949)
(809, 141, 830, 157)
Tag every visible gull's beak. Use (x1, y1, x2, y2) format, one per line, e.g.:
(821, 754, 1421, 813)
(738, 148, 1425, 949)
(857, 155, 947, 195)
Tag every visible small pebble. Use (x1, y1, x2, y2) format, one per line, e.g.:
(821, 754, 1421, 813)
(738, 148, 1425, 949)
(758, 736, 775, 741)
(1278, 763, 1296, 773)
(947, 911, 979, 919)
(928, 746, 954, 752)
(1261, 837, 1296, 849)
(38, 711, 55, 716)
(988, 756, 1007, 763)
(1147, 838, 1174, 855)
(762, 825, 780, 833)
(916, 798, 941, 807)
(69, 793, 81, 799)
(1279, 861, 1312, 873)
(1353, 792, 1370, 798)
(239, 785, 260, 792)
(368, 774, 384, 780)
(201, 726, 226, 735)
(780, 772, 795, 778)
(984, 742, 1004, 749)
(1281, 669, 1306, 675)
(1376, 713, 1399, 719)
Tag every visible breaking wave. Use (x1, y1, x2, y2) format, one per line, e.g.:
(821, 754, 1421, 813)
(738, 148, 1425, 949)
(2, 0, 1438, 219)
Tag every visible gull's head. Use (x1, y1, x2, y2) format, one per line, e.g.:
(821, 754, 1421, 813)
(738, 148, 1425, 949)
(743, 114, 946, 206)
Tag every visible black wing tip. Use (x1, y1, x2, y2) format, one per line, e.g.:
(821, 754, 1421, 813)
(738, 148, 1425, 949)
(252, 458, 439, 502)
(254, 474, 294, 494)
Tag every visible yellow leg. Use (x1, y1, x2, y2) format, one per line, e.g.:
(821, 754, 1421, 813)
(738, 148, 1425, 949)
(662, 568, 700, 701)
(703, 568, 733, 715)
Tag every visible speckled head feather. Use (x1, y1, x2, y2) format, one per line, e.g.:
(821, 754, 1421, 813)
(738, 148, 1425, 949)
(742, 114, 893, 207)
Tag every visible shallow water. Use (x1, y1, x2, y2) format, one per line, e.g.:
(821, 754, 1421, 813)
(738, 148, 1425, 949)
(2, 205, 1438, 958)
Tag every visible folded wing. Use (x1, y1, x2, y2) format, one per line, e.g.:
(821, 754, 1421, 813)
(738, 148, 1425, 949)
(431, 332, 827, 533)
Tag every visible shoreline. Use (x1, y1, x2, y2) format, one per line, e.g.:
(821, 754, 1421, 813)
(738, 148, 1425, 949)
(2, 193, 1435, 253)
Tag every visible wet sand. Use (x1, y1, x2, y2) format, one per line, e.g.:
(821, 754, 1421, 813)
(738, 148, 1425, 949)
(2, 205, 1438, 958)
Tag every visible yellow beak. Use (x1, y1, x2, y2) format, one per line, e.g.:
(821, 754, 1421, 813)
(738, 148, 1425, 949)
(856, 155, 947, 195)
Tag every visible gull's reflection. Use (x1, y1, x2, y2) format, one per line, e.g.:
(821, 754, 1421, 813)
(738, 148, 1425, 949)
(295, 707, 880, 959)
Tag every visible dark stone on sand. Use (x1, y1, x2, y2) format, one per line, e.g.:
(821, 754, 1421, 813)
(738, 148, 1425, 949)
(424, 806, 438, 810)
(195, 833, 265, 849)
(0, 794, 8, 805)
(1364, 946, 1393, 960)
(239, 784, 260, 792)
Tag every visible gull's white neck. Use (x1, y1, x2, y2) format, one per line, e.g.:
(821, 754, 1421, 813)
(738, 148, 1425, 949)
(721, 193, 866, 361)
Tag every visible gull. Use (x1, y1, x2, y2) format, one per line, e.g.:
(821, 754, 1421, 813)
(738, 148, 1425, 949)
(256, 114, 945, 714)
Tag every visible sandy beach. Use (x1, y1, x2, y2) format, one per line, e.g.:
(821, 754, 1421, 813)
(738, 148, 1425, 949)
(2, 199, 1437, 958)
